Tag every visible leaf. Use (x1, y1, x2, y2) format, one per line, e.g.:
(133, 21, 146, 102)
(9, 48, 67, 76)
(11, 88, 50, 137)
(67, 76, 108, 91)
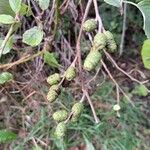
(137, 0, 150, 38)
(0, 36, 14, 55)
(104, 0, 121, 7)
(0, 0, 15, 16)
(0, 14, 15, 24)
(0, 72, 13, 84)
(132, 84, 149, 96)
(84, 135, 95, 150)
(0, 129, 17, 143)
(9, 0, 22, 13)
(44, 51, 60, 68)
(38, 0, 50, 11)
(20, 3, 33, 16)
(22, 26, 44, 47)
(141, 39, 150, 69)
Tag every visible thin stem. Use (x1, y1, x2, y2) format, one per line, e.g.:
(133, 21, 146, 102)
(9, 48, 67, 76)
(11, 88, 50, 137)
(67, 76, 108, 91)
(93, 0, 103, 32)
(101, 59, 135, 106)
(84, 90, 100, 123)
(119, 3, 127, 55)
(0, 24, 15, 57)
(0, 51, 45, 70)
(76, 0, 92, 90)
(103, 49, 148, 84)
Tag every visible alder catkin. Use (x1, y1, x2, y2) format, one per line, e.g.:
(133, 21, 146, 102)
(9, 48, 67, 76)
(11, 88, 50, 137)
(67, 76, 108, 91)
(84, 51, 102, 71)
(47, 73, 61, 85)
(55, 122, 67, 138)
(65, 66, 76, 81)
(93, 33, 107, 50)
(53, 110, 68, 122)
(47, 89, 58, 102)
(104, 31, 117, 53)
(71, 102, 84, 122)
(83, 19, 97, 32)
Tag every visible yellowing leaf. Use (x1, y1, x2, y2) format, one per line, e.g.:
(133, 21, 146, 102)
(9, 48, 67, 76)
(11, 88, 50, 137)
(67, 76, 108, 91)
(141, 39, 150, 69)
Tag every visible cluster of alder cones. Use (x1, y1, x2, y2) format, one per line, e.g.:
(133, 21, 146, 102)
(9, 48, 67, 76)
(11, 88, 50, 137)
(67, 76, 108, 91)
(46, 19, 117, 138)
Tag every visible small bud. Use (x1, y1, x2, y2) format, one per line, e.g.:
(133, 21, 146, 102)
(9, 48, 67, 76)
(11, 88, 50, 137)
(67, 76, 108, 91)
(84, 51, 102, 71)
(47, 89, 58, 102)
(65, 66, 76, 81)
(47, 73, 61, 85)
(55, 122, 67, 138)
(83, 19, 97, 32)
(93, 33, 107, 50)
(113, 104, 121, 111)
(53, 110, 68, 122)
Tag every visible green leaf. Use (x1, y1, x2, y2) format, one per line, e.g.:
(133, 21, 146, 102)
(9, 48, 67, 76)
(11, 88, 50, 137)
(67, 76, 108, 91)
(0, 72, 13, 84)
(20, 3, 32, 16)
(141, 39, 150, 69)
(44, 51, 60, 68)
(137, 0, 150, 38)
(0, 129, 17, 143)
(38, 0, 50, 11)
(0, 14, 15, 24)
(0, 0, 15, 16)
(0, 36, 14, 55)
(104, 0, 121, 7)
(9, 0, 22, 13)
(22, 26, 44, 47)
(84, 135, 95, 150)
(132, 84, 149, 97)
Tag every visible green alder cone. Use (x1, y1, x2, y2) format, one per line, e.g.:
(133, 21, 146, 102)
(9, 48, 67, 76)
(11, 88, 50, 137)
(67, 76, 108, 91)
(65, 66, 76, 81)
(107, 40, 117, 53)
(47, 89, 58, 102)
(50, 84, 60, 93)
(70, 102, 84, 122)
(47, 73, 61, 85)
(84, 51, 102, 71)
(72, 102, 84, 116)
(104, 31, 117, 53)
(70, 114, 80, 122)
(55, 122, 67, 138)
(104, 31, 114, 40)
(93, 33, 107, 50)
(53, 110, 68, 122)
(83, 19, 97, 32)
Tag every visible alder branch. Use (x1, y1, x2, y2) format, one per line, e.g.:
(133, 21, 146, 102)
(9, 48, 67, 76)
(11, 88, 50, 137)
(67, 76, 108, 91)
(101, 59, 135, 107)
(93, 0, 103, 32)
(103, 49, 148, 84)
(84, 90, 100, 123)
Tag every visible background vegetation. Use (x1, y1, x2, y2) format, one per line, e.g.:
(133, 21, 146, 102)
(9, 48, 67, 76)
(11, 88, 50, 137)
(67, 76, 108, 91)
(0, 0, 150, 150)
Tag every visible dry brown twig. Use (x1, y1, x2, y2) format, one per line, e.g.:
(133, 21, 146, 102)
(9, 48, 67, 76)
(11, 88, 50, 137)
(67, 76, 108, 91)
(103, 49, 149, 84)
(93, 0, 104, 32)
(101, 59, 135, 107)
(75, 0, 100, 123)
